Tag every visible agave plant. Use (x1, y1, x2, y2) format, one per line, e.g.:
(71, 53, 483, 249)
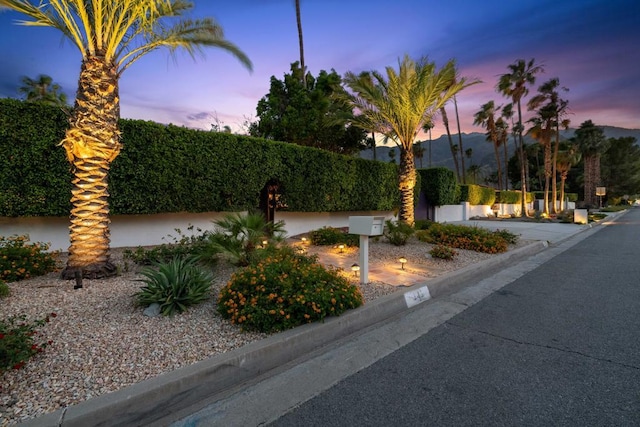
(135, 256, 214, 316)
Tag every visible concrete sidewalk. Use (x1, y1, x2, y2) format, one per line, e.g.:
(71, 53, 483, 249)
(21, 210, 627, 427)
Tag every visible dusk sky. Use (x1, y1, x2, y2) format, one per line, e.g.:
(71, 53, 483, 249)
(1, 0, 638, 140)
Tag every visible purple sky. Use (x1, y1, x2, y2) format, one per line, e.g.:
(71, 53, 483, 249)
(1, 0, 638, 139)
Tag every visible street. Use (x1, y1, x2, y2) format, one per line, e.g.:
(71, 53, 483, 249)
(271, 209, 640, 426)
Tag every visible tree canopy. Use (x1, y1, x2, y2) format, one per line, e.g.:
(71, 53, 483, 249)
(250, 62, 367, 155)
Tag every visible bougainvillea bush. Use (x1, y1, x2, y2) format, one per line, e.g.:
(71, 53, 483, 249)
(1, 313, 55, 373)
(217, 247, 363, 333)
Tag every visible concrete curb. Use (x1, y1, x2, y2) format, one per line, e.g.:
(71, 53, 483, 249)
(22, 239, 551, 427)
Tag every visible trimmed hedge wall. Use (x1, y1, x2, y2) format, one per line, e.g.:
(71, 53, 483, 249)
(0, 99, 399, 217)
(459, 184, 496, 206)
(532, 191, 578, 203)
(417, 167, 459, 206)
(496, 190, 535, 204)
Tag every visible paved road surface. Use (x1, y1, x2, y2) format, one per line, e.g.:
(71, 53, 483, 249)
(270, 209, 640, 426)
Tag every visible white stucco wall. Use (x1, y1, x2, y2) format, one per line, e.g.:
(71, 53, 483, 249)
(1, 210, 397, 252)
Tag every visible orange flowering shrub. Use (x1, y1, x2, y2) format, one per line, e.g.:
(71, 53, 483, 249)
(0, 235, 58, 282)
(416, 223, 517, 254)
(217, 247, 363, 333)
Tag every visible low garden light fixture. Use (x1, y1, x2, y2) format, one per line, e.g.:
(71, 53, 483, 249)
(301, 237, 308, 244)
(351, 263, 360, 277)
(399, 256, 407, 270)
(262, 239, 268, 247)
(338, 244, 345, 253)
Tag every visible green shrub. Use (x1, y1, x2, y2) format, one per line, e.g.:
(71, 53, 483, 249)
(309, 227, 359, 247)
(492, 229, 519, 245)
(416, 223, 509, 254)
(413, 219, 434, 230)
(417, 167, 459, 206)
(383, 220, 414, 246)
(135, 256, 214, 316)
(217, 246, 363, 333)
(0, 280, 9, 298)
(429, 245, 457, 260)
(459, 185, 496, 206)
(0, 235, 58, 282)
(204, 212, 287, 267)
(1, 313, 55, 372)
(123, 225, 215, 265)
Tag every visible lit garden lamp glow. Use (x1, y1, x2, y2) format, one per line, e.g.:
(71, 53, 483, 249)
(351, 263, 360, 277)
(301, 237, 308, 244)
(399, 256, 407, 270)
(262, 240, 268, 247)
(338, 244, 345, 253)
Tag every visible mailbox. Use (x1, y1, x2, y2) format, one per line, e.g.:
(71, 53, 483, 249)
(348, 216, 385, 236)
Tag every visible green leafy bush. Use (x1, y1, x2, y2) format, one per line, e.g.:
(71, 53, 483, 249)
(429, 245, 457, 260)
(492, 229, 519, 245)
(309, 227, 359, 247)
(204, 212, 287, 267)
(418, 167, 459, 206)
(0, 280, 9, 298)
(0, 235, 58, 282)
(217, 246, 363, 333)
(383, 220, 414, 246)
(123, 225, 216, 265)
(459, 184, 496, 206)
(135, 256, 214, 316)
(413, 219, 433, 230)
(416, 223, 510, 254)
(1, 313, 55, 372)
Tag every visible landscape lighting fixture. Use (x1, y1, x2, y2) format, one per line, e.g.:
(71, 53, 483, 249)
(301, 237, 307, 243)
(262, 240, 268, 247)
(338, 244, 345, 253)
(399, 256, 407, 270)
(351, 263, 360, 277)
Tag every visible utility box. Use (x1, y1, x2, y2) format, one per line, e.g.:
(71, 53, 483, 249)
(348, 216, 385, 236)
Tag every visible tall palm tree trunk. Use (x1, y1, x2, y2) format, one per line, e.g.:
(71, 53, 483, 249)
(453, 96, 465, 183)
(441, 107, 460, 181)
(61, 57, 121, 279)
(398, 147, 416, 225)
(295, 0, 306, 87)
(502, 138, 509, 189)
(543, 143, 552, 214)
(551, 126, 560, 213)
(516, 104, 528, 217)
(559, 172, 568, 212)
(493, 142, 503, 191)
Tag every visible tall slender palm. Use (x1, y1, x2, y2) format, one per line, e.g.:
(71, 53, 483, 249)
(440, 106, 461, 180)
(500, 103, 516, 189)
(497, 58, 544, 216)
(556, 143, 581, 211)
(453, 95, 466, 183)
(344, 55, 477, 224)
(527, 105, 555, 214)
(575, 120, 608, 207)
(422, 120, 434, 167)
(18, 74, 68, 106)
(528, 77, 570, 213)
(294, 0, 306, 87)
(1, 0, 252, 279)
(473, 101, 503, 190)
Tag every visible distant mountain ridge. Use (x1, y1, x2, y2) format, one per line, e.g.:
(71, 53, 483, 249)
(360, 126, 640, 171)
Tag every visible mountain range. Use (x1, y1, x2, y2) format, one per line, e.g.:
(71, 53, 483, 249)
(360, 126, 640, 171)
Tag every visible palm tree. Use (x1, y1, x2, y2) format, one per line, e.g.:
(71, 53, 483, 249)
(474, 101, 503, 190)
(497, 58, 544, 216)
(343, 55, 477, 224)
(528, 77, 570, 213)
(18, 74, 68, 106)
(556, 143, 581, 211)
(440, 106, 461, 181)
(422, 120, 434, 167)
(1, 0, 252, 279)
(294, 0, 306, 87)
(500, 103, 516, 190)
(413, 142, 425, 168)
(527, 105, 555, 214)
(575, 120, 608, 207)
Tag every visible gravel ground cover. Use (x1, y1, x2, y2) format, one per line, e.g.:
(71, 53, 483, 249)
(0, 238, 528, 426)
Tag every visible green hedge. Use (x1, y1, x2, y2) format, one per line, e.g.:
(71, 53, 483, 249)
(417, 167, 459, 206)
(459, 185, 496, 206)
(496, 190, 534, 204)
(533, 191, 577, 203)
(0, 99, 399, 217)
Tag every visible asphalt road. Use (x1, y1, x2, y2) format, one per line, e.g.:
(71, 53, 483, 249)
(271, 208, 640, 427)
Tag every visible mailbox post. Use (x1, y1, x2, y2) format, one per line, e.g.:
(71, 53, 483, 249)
(348, 216, 385, 284)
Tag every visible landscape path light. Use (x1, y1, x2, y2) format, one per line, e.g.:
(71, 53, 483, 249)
(351, 263, 360, 277)
(399, 256, 407, 270)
